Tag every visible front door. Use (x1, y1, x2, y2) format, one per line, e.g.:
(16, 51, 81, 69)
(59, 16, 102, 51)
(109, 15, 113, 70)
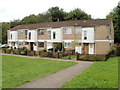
(30, 42, 33, 51)
(83, 43, 89, 54)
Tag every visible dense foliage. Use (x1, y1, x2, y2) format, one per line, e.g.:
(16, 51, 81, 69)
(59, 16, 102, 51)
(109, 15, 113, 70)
(106, 2, 120, 43)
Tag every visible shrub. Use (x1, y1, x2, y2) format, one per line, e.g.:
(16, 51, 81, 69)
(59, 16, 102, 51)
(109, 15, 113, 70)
(12, 49, 19, 54)
(27, 50, 34, 56)
(40, 52, 48, 57)
(5, 49, 12, 54)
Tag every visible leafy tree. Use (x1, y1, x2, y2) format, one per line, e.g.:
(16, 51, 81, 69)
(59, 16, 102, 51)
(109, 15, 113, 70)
(10, 19, 21, 28)
(20, 14, 37, 24)
(106, 2, 120, 43)
(66, 8, 91, 20)
(48, 6, 67, 22)
(2, 22, 10, 44)
(36, 13, 52, 23)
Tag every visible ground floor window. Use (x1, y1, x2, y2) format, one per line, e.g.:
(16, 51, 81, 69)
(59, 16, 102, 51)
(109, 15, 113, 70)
(25, 42, 29, 45)
(64, 42, 71, 48)
(19, 42, 23, 46)
(38, 42, 44, 47)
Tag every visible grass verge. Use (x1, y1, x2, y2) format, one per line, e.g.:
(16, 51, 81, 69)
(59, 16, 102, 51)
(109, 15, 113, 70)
(62, 57, 119, 88)
(2, 55, 77, 88)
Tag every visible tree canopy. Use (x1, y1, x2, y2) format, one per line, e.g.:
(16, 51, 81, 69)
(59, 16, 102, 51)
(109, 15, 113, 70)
(106, 2, 120, 43)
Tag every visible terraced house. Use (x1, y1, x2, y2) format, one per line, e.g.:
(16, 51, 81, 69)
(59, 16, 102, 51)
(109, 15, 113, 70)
(7, 19, 114, 54)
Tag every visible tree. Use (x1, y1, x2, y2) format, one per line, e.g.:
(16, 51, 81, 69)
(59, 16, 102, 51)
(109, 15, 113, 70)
(2, 22, 10, 44)
(10, 19, 21, 28)
(48, 6, 67, 22)
(20, 14, 37, 24)
(66, 8, 91, 20)
(36, 13, 52, 23)
(106, 2, 120, 43)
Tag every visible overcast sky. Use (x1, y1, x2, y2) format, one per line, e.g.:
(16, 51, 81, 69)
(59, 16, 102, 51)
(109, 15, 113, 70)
(0, 0, 119, 22)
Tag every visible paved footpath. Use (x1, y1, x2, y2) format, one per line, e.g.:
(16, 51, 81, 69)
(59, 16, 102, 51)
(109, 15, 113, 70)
(18, 62, 92, 88)
(1, 53, 93, 88)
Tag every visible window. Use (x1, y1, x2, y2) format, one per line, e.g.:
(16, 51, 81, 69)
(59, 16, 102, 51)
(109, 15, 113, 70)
(11, 34, 12, 39)
(109, 28, 112, 34)
(18, 30, 23, 35)
(29, 32, 31, 40)
(84, 31, 87, 40)
(25, 42, 29, 45)
(47, 30, 51, 35)
(38, 42, 44, 47)
(47, 42, 52, 46)
(25, 30, 28, 35)
(19, 42, 23, 46)
(64, 28, 72, 34)
(76, 28, 81, 34)
(53, 32, 56, 39)
(64, 42, 71, 48)
(38, 29, 45, 35)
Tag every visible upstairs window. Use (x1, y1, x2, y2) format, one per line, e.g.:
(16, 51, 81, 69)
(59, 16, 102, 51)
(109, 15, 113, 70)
(76, 27, 81, 34)
(53, 32, 56, 39)
(25, 30, 28, 35)
(109, 28, 112, 34)
(84, 31, 87, 40)
(29, 32, 31, 40)
(47, 30, 51, 35)
(38, 29, 45, 35)
(64, 28, 72, 34)
(11, 34, 12, 39)
(18, 30, 23, 35)
(38, 42, 44, 47)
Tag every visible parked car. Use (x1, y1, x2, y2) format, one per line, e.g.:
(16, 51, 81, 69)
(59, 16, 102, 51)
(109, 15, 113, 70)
(0, 44, 9, 48)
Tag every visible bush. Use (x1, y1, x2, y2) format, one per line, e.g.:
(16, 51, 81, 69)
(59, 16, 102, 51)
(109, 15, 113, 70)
(40, 52, 48, 57)
(79, 55, 106, 61)
(5, 49, 12, 54)
(12, 50, 20, 54)
(27, 50, 35, 56)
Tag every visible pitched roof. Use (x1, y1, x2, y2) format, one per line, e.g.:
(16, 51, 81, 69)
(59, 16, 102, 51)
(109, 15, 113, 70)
(9, 19, 112, 31)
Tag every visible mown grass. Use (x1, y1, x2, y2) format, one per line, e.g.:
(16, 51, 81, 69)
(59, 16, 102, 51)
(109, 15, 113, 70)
(2, 55, 77, 88)
(62, 57, 119, 88)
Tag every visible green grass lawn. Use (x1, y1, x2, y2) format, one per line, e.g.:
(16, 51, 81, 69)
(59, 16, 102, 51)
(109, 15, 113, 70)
(2, 55, 77, 88)
(61, 55, 76, 59)
(62, 57, 119, 88)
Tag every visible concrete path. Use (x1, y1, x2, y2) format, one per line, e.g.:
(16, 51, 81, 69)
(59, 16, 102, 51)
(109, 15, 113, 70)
(18, 61, 92, 88)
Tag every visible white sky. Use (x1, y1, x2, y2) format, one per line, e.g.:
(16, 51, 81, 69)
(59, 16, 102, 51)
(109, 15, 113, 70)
(0, 0, 119, 22)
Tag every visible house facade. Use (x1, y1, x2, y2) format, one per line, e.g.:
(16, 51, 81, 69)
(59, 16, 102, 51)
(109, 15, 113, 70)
(7, 19, 114, 54)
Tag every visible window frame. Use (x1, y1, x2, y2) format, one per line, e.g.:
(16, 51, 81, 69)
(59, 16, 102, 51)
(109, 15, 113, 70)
(64, 27, 72, 34)
(76, 27, 81, 34)
(84, 31, 87, 40)
(64, 42, 71, 48)
(38, 29, 45, 35)
(38, 42, 44, 47)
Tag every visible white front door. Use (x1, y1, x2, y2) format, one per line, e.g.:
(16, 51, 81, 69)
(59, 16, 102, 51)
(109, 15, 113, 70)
(75, 46, 82, 54)
(89, 43, 94, 54)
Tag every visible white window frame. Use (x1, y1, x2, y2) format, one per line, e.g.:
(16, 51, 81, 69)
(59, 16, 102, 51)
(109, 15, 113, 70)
(64, 42, 71, 48)
(64, 28, 72, 34)
(76, 27, 81, 34)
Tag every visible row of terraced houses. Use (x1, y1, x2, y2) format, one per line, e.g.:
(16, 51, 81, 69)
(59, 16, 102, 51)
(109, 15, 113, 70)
(7, 19, 114, 54)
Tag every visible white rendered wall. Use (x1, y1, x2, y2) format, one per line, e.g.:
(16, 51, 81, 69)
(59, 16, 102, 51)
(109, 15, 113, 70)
(51, 28, 63, 42)
(9, 31, 18, 42)
(82, 27, 94, 43)
(27, 30, 37, 42)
